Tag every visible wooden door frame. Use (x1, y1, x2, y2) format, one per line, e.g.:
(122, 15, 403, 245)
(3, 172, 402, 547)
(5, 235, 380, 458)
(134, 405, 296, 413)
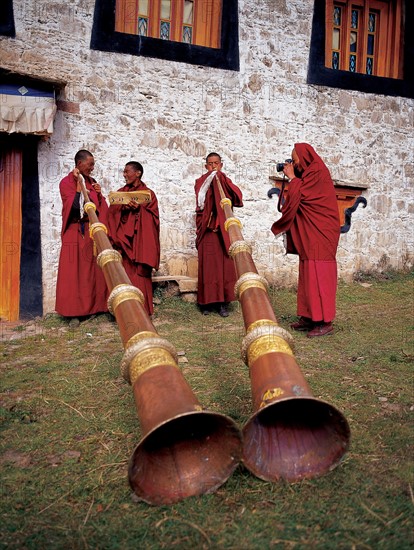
(0, 134, 43, 321)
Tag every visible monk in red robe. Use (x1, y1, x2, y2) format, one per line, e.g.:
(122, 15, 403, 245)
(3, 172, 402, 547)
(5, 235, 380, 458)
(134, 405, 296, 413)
(107, 161, 160, 316)
(271, 143, 340, 337)
(195, 153, 243, 317)
(55, 150, 109, 323)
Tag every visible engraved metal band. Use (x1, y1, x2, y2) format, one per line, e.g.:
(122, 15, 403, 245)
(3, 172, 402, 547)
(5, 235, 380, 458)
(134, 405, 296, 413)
(120, 337, 179, 384)
(84, 201, 97, 213)
(241, 324, 294, 364)
(224, 217, 242, 232)
(96, 249, 122, 269)
(107, 284, 145, 315)
(220, 197, 232, 208)
(228, 240, 252, 258)
(246, 319, 279, 333)
(89, 222, 108, 239)
(234, 272, 269, 300)
(125, 331, 158, 350)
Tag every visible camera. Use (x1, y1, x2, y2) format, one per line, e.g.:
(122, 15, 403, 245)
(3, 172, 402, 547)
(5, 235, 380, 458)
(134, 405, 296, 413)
(276, 159, 293, 172)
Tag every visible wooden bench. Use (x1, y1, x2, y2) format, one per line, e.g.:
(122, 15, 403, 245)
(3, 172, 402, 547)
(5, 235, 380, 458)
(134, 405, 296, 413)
(152, 275, 198, 293)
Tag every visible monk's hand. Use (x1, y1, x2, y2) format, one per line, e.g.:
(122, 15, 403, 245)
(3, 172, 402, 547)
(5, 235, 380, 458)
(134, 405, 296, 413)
(127, 199, 139, 210)
(283, 163, 295, 180)
(92, 183, 101, 194)
(73, 168, 82, 192)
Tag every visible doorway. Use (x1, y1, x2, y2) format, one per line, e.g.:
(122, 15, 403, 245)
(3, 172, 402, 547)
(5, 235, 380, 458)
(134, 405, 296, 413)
(0, 134, 43, 321)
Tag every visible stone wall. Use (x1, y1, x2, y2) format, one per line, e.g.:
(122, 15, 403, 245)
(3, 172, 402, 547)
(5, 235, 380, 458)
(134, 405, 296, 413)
(1, 0, 413, 313)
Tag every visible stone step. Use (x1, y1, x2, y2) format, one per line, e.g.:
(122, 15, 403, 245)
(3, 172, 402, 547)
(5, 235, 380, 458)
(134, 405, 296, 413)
(152, 275, 198, 293)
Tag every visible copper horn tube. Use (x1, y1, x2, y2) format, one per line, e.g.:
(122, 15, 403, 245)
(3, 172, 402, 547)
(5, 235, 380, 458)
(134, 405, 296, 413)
(215, 175, 350, 482)
(78, 175, 242, 505)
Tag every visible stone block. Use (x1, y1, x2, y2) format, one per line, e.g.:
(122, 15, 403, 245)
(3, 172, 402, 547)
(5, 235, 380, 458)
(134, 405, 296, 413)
(178, 278, 198, 293)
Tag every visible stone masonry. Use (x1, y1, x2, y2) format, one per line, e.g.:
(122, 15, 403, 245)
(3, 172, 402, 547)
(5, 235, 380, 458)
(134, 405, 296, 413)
(1, 0, 413, 313)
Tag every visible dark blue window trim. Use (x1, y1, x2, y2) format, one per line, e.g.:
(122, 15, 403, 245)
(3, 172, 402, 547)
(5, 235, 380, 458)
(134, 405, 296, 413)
(308, 0, 414, 99)
(0, 0, 15, 37)
(90, 0, 239, 72)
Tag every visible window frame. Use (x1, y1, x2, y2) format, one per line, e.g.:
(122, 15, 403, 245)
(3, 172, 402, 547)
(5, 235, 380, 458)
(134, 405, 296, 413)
(115, 0, 221, 49)
(91, 0, 239, 71)
(326, 0, 402, 78)
(308, 0, 414, 98)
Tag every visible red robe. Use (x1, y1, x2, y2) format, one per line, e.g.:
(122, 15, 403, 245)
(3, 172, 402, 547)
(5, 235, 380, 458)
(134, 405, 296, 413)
(107, 181, 160, 315)
(271, 143, 340, 322)
(55, 172, 109, 317)
(195, 171, 243, 305)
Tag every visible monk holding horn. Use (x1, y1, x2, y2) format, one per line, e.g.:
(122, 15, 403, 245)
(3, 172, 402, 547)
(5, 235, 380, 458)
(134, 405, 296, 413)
(195, 152, 243, 317)
(55, 149, 109, 326)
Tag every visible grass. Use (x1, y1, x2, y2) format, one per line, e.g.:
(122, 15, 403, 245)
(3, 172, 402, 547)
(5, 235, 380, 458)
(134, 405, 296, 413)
(0, 272, 413, 549)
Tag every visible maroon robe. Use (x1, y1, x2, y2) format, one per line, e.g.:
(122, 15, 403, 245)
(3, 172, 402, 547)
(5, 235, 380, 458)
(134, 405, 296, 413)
(271, 143, 340, 322)
(195, 171, 243, 305)
(55, 172, 109, 317)
(107, 181, 160, 315)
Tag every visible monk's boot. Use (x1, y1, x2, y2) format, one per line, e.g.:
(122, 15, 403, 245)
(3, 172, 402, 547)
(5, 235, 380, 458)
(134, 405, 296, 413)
(307, 322, 334, 338)
(218, 303, 229, 317)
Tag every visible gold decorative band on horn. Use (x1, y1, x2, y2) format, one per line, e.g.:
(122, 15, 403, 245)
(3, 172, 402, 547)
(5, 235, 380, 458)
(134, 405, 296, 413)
(228, 240, 253, 258)
(96, 249, 123, 269)
(241, 324, 294, 364)
(120, 337, 179, 384)
(234, 272, 269, 300)
(246, 319, 279, 333)
(125, 331, 158, 350)
(247, 334, 294, 366)
(220, 197, 232, 208)
(89, 222, 108, 239)
(224, 217, 242, 232)
(107, 284, 145, 315)
(84, 201, 97, 213)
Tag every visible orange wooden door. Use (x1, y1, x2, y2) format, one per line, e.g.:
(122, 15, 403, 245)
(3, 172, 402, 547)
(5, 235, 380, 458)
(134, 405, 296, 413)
(0, 147, 23, 321)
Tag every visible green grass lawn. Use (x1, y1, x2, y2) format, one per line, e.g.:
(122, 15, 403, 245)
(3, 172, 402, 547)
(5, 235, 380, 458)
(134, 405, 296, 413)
(1, 272, 413, 549)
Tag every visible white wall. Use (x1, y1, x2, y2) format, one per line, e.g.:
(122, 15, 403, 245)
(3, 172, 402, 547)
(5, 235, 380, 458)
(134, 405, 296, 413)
(1, 0, 413, 313)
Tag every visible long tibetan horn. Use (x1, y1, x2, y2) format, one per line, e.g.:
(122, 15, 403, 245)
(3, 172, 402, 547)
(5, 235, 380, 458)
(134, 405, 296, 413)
(215, 174, 350, 482)
(78, 174, 242, 505)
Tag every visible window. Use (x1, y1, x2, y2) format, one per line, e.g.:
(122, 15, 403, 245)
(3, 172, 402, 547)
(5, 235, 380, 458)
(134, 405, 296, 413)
(91, 0, 239, 71)
(326, 0, 403, 78)
(0, 0, 15, 37)
(308, 0, 414, 98)
(115, 1, 221, 49)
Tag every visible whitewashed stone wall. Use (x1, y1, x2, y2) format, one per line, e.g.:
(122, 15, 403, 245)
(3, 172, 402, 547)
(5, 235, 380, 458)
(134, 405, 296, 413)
(1, 0, 413, 313)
